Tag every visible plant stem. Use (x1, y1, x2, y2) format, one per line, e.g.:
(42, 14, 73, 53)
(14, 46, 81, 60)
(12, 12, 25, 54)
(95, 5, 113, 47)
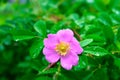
(42, 63, 56, 72)
(53, 64, 61, 80)
(72, 29, 82, 41)
(37, 63, 56, 75)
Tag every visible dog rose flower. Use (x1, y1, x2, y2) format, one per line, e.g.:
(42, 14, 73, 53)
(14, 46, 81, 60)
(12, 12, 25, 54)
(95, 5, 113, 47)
(43, 29, 83, 70)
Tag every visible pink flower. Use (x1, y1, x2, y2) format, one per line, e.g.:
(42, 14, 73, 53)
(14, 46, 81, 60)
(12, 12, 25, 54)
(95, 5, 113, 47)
(43, 29, 83, 70)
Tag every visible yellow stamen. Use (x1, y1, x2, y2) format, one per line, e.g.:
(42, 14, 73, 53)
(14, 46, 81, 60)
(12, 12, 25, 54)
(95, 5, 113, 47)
(55, 42, 70, 56)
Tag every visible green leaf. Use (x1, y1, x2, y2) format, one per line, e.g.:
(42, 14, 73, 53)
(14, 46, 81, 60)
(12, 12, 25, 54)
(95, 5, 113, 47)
(86, 34, 105, 42)
(85, 68, 108, 80)
(82, 72, 94, 80)
(86, 34, 106, 46)
(31, 59, 43, 71)
(80, 39, 93, 47)
(34, 20, 47, 37)
(35, 76, 52, 80)
(74, 55, 88, 70)
(102, 26, 114, 43)
(114, 57, 120, 68)
(11, 29, 35, 41)
(98, 13, 114, 43)
(30, 38, 43, 58)
(38, 68, 57, 75)
(84, 46, 109, 56)
(0, 45, 4, 51)
(50, 21, 65, 33)
(115, 41, 120, 50)
(117, 28, 120, 41)
(69, 13, 79, 21)
(98, 13, 112, 26)
(111, 14, 120, 24)
(85, 25, 101, 35)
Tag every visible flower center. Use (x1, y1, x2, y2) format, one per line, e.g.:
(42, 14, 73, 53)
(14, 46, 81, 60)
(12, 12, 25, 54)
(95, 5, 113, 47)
(55, 42, 70, 56)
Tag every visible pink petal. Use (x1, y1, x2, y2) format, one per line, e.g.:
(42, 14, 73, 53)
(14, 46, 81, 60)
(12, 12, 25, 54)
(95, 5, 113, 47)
(57, 29, 74, 42)
(44, 34, 59, 49)
(43, 47, 60, 63)
(70, 38, 83, 54)
(60, 51, 79, 70)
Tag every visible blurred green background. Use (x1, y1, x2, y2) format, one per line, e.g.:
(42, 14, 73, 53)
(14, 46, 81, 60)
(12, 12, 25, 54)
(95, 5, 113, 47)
(0, 0, 120, 80)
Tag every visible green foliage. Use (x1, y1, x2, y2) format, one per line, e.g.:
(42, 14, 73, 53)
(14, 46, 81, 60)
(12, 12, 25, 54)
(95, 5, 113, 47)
(84, 46, 109, 56)
(0, 0, 120, 80)
(34, 20, 47, 37)
(11, 29, 35, 41)
(80, 39, 93, 47)
(30, 38, 44, 58)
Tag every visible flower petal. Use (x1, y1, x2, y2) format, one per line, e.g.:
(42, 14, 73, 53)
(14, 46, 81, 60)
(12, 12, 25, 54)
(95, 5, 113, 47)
(43, 47, 60, 63)
(60, 51, 79, 70)
(44, 34, 59, 49)
(70, 38, 83, 54)
(57, 29, 73, 42)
